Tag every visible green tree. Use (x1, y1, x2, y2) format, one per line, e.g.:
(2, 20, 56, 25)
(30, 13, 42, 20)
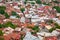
(4, 12, 10, 18)
(32, 26, 39, 32)
(31, 2, 35, 4)
(11, 11, 20, 18)
(0, 24, 3, 28)
(20, 8, 25, 13)
(11, 11, 17, 16)
(0, 30, 3, 36)
(0, 6, 6, 10)
(53, 6, 60, 13)
(0, 6, 6, 14)
(3, 22, 16, 29)
(36, 0, 41, 4)
(24, 0, 28, 4)
(55, 23, 60, 29)
(31, 25, 40, 34)
(0, 10, 5, 14)
(49, 27, 56, 32)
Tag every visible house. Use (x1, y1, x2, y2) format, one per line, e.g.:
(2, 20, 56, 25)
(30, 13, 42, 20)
(2, 0, 20, 3)
(45, 36, 57, 40)
(4, 32, 21, 40)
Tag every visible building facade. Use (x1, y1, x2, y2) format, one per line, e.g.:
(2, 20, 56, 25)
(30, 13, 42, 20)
(1, 0, 20, 3)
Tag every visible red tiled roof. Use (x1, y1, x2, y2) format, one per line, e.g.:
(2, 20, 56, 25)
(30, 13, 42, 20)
(45, 36, 57, 40)
(4, 32, 21, 40)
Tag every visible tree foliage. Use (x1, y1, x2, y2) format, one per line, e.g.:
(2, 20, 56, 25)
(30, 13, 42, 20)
(53, 6, 60, 13)
(36, 0, 41, 4)
(20, 8, 25, 13)
(0, 30, 3, 36)
(3, 21, 16, 29)
(11, 11, 20, 18)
